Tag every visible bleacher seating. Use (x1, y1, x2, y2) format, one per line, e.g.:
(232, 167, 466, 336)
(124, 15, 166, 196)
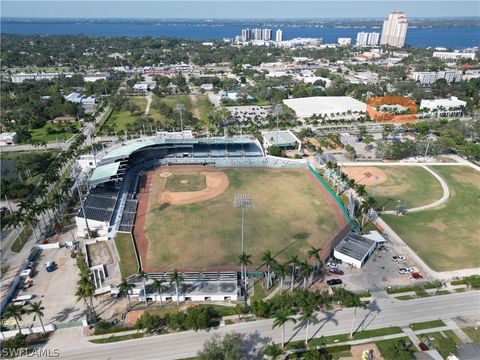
(226, 144, 243, 157)
(243, 143, 263, 157)
(210, 144, 226, 157)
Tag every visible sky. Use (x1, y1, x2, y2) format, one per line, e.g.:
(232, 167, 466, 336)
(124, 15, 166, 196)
(1, 1, 479, 19)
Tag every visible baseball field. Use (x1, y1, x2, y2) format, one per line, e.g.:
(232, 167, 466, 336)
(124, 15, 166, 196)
(382, 166, 480, 271)
(133, 167, 347, 271)
(342, 166, 443, 211)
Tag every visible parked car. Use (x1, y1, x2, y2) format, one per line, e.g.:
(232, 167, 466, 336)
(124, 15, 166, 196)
(327, 279, 343, 286)
(392, 255, 406, 262)
(398, 267, 414, 274)
(329, 268, 344, 275)
(45, 261, 55, 272)
(418, 343, 429, 351)
(411, 272, 424, 279)
(327, 262, 339, 269)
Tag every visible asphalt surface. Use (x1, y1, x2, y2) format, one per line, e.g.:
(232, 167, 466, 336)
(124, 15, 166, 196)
(29, 291, 480, 360)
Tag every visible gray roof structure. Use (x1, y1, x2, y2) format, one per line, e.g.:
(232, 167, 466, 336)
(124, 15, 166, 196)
(89, 162, 121, 185)
(262, 130, 300, 147)
(334, 232, 376, 261)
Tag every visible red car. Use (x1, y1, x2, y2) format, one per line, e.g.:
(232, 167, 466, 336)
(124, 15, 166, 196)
(419, 343, 429, 351)
(329, 268, 344, 275)
(411, 272, 424, 279)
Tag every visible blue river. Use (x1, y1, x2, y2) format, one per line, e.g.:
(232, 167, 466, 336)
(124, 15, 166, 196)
(1, 20, 479, 49)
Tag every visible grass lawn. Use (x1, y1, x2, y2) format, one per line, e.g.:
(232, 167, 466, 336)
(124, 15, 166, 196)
(421, 331, 463, 358)
(251, 280, 268, 302)
(11, 225, 33, 253)
(376, 337, 416, 360)
(382, 166, 480, 271)
(410, 320, 446, 331)
(395, 295, 414, 300)
(30, 122, 80, 143)
(353, 327, 403, 340)
(344, 166, 443, 210)
(102, 96, 148, 133)
(165, 173, 206, 192)
(89, 333, 144, 344)
(149, 94, 211, 127)
(143, 168, 343, 269)
(462, 327, 480, 342)
(115, 233, 139, 278)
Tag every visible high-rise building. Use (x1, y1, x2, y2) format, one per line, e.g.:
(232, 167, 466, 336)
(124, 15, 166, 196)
(356, 32, 380, 46)
(241, 29, 251, 42)
(275, 29, 283, 42)
(262, 29, 272, 41)
(252, 28, 263, 40)
(380, 11, 408, 47)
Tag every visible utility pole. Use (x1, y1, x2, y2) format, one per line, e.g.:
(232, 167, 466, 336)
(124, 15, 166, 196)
(424, 136, 431, 162)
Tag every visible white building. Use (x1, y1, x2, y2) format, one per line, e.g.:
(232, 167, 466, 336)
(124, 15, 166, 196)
(241, 29, 251, 42)
(133, 82, 149, 92)
(10, 72, 63, 83)
(433, 51, 476, 60)
(412, 70, 462, 84)
(337, 38, 352, 46)
(275, 29, 283, 42)
(262, 29, 272, 41)
(438, 70, 463, 83)
(380, 11, 408, 47)
(334, 232, 378, 269)
(283, 96, 366, 120)
(262, 130, 301, 150)
(420, 97, 467, 111)
(0, 132, 19, 146)
(356, 32, 380, 46)
(84, 72, 109, 82)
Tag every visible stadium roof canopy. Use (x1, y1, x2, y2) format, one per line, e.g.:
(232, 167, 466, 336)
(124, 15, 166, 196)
(89, 162, 121, 185)
(283, 96, 366, 119)
(100, 136, 258, 163)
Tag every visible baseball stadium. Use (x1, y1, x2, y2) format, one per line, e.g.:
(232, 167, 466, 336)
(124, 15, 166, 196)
(76, 133, 352, 287)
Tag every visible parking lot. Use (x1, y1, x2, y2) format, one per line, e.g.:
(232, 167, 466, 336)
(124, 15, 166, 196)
(327, 238, 429, 292)
(15, 247, 87, 327)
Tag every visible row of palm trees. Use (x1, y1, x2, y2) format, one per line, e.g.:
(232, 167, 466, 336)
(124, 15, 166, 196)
(5, 133, 86, 244)
(238, 246, 324, 295)
(2, 301, 46, 337)
(117, 269, 184, 308)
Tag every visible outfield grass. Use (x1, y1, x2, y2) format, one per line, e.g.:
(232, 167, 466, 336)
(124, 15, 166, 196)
(410, 320, 446, 331)
(382, 166, 480, 271)
(114, 233, 139, 278)
(144, 168, 343, 269)
(165, 173, 206, 192)
(356, 166, 443, 210)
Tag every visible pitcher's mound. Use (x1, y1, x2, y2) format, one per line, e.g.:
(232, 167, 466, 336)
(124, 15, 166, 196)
(180, 180, 189, 184)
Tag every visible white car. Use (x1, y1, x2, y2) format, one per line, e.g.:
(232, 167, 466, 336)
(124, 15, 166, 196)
(398, 267, 415, 274)
(391, 256, 406, 262)
(327, 262, 339, 269)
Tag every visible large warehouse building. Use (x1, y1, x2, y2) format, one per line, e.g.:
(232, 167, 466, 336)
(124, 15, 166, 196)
(283, 96, 366, 120)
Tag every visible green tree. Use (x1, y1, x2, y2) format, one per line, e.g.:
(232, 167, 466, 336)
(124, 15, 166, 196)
(137, 271, 149, 307)
(4, 304, 23, 334)
(275, 263, 287, 292)
(272, 310, 297, 348)
(289, 255, 299, 292)
(264, 343, 283, 359)
(169, 269, 184, 306)
(238, 252, 252, 297)
(27, 301, 46, 334)
(151, 278, 165, 306)
(261, 250, 276, 290)
(198, 332, 244, 360)
(118, 278, 134, 309)
(185, 306, 212, 331)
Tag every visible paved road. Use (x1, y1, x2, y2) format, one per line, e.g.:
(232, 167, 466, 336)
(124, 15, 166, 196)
(29, 291, 480, 360)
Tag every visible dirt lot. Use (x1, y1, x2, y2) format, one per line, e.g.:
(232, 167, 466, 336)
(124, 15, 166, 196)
(86, 241, 113, 267)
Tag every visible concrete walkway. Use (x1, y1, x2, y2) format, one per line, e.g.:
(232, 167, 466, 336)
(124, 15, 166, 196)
(402, 326, 423, 350)
(442, 318, 473, 343)
(144, 92, 153, 116)
(381, 165, 450, 214)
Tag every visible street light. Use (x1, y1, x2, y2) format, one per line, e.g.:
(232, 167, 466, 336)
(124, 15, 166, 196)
(176, 103, 186, 133)
(272, 104, 284, 147)
(233, 194, 253, 253)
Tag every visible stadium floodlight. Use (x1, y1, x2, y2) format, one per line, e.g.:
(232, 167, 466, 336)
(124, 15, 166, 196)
(372, 175, 380, 197)
(233, 194, 253, 253)
(176, 103, 186, 133)
(272, 104, 284, 147)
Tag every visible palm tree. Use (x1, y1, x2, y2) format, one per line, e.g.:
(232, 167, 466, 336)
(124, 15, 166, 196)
(355, 184, 367, 198)
(307, 246, 322, 280)
(27, 301, 46, 334)
(151, 278, 165, 306)
(350, 296, 364, 338)
(360, 196, 377, 227)
(137, 271, 149, 307)
(299, 261, 312, 289)
(76, 276, 96, 316)
(264, 343, 283, 359)
(4, 304, 23, 334)
(261, 250, 276, 290)
(118, 278, 134, 309)
(238, 252, 252, 296)
(289, 255, 299, 292)
(272, 310, 297, 348)
(275, 263, 287, 292)
(169, 269, 183, 306)
(300, 306, 318, 346)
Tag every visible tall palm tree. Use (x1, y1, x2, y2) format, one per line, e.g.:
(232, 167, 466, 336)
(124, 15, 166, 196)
(299, 261, 312, 289)
(272, 310, 297, 348)
(4, 304, 23, 334)
(118, 278, 134, 309)
(360, 196, 377, 227)
(355, 184, 367, 198)
(300, 306, 318, 346)
(275, 263, 287, 292)
(169, 269, 183, 306)
(307, 246, 322, 278)
(289, 255, 299, 292)
(76, 276, 96, 316)
(264, 343, 283, 359)
(137, 271, 149, 307)
(151, 278, 165, 306)
(238, 252, 252, 295)
(261, 250, 276, 290)
(27, 301, 46, 334)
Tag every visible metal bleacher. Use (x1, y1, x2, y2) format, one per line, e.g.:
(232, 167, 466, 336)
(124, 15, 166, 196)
(78, 183, 120, 223)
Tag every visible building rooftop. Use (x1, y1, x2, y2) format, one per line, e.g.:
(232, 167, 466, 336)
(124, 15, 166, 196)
(89, 162, 121, 184)
(0, 132, 17, 140)
(335, 232, 376, 261)
(283, 96, 366, 118)
(262, 130, 300, 147)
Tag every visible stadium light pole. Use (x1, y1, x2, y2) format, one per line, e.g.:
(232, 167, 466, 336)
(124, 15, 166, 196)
(272, 104, 284, 147)
(176, 103, 186, 133)
(233, 194, 253, 254)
